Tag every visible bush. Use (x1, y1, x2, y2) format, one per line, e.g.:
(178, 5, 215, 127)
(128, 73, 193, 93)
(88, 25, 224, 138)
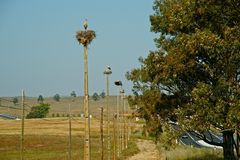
(92, 92, 99, 101)
(26, 103, 50, 119)
(53, 94, 60, 102)
(13, 97, 18, 105)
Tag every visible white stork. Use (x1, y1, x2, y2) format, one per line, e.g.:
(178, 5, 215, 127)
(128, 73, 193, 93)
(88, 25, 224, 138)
(83, 19, 88, 30)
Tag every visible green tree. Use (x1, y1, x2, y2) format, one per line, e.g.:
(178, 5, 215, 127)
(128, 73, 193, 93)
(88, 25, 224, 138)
(37, 95, 44, 104)
(127, 0, 240, 159)
(13, 97, 18, 105)
(92, 92, 99, 101)
(70, 91, 77, 98)
(53, 94, 60, 102)
(26, 103, 50, 119)
(100, 90, 106, 99)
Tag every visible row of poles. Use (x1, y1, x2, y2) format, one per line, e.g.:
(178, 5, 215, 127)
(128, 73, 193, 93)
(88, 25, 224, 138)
(19, 20, 131, 160)
(76, 20, 131, 160)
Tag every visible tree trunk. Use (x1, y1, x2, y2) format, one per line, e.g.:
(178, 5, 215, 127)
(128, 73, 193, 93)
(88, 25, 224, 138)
(223, 131, 236, 160)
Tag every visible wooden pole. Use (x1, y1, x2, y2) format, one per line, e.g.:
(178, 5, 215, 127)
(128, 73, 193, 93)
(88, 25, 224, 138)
(84, 46, 90, 160)
(68, 104, 72, 160)
(112, 113, 117, 160)
(116, 88, 120, 157)
(123, 94, 127, 149)
(100, 106, 104, 160)
(20, 90, 25, 160)
(106, 74, 111, 160)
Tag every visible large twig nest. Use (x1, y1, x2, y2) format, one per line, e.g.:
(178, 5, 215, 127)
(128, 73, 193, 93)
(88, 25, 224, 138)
(76, 30, 96, 46)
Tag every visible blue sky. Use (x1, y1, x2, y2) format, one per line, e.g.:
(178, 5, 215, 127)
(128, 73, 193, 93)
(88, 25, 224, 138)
(0, 0, 156, 97)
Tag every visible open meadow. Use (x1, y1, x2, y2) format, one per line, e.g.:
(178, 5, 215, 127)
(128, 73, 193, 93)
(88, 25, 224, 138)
(0, 96, 139, 160)
(0, 97, 225, 160)
(0, 96, 124, 119)
(0, 117, 140, 160)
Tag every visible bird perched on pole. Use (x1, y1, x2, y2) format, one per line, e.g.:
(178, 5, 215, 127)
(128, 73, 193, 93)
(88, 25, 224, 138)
(83, 19, 88, 30)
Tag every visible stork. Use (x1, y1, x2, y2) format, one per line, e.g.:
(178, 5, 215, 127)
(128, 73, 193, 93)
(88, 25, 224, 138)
(83, 19, 88, 30)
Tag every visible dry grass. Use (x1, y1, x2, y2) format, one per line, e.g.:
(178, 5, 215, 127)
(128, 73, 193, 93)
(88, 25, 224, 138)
(0, 115, 137, 160)
(0, 96, 126, 119)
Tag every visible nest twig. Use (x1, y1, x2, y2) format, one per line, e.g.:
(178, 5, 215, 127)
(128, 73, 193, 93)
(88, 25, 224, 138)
(76, 30, 96, 46)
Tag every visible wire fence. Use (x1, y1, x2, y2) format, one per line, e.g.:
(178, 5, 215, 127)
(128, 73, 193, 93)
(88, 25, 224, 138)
(0, 97, 134, 160)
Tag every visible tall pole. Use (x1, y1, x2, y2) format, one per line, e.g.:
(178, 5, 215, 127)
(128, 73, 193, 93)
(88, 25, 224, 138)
(84, 45, 90, 160)
(76, 20, 96, 160)
(104, 66, 112, 160)
(120, 89, 124, 151)
(116, 87, 120, 157)
(113, 113, 117, 160)
(106, 74, 110, 160)
(114, 80, 122, 157)
(20, 90, 25, 160)
(122, 92, 127, 149)
(100, 106, 104, 160)
(68, 104, 72, 160)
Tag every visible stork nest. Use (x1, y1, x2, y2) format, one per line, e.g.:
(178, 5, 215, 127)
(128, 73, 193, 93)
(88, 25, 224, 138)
(76, 30, 96, 46)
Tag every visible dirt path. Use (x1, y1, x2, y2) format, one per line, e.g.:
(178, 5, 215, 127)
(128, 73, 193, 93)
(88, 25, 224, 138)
(127, 139, 164, 160)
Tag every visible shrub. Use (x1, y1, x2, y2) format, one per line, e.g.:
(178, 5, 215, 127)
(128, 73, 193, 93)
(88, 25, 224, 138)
(26, 103, 50, 119)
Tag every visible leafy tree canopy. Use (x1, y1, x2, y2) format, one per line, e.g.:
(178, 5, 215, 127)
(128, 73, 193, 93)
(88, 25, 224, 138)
(13, 97, 18, 105)
(92, 92, 99, 101)
(37, 95, 44, 104)
(26, 103, 50, 119)
(53, 94, 60, 102)
(127, 0, 240, 158)
(70, 91, 77, 98)
(100, 90, 106, 99)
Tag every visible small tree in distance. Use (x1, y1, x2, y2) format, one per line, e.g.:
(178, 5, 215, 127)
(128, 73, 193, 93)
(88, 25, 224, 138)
(92, 92, 99, 101)
(38, 95, 44, 104)
(53, 94, 60, 102)
(26, 103, 50, 119)
(13, 97, 18, 105)
(100, 90, 105, 99)
(70, 91, 77, 98)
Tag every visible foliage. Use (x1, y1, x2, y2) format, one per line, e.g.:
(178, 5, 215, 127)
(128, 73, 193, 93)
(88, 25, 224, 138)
(127, 0, 240, 158)
(100, 90, 106, 99)
(70, 91, 77, 98)
(37, 95, 44, 104)
(13, 97, 18, 105)
(53, 94, 60, 102)
(26, 103, 50, 119)
(92, 92, 99, 101)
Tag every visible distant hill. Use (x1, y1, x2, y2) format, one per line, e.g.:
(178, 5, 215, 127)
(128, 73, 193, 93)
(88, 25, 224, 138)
(0, 96, 131, 119)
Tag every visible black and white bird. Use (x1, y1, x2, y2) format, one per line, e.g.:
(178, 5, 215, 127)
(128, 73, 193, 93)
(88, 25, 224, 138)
(107, 66, 111, 70)
(83, 19, 88, 30)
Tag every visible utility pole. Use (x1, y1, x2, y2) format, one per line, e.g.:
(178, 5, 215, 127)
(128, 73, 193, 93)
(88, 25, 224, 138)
(20, 90, 25, 160)
(103, 66, 112, 160)
(76, 19, 96, 160)
(68, 104, 72, 160)
(120, 89, 126, 150)
(122, 92, 127, 149)
(100, 106, 104, 160)
(112, 113, 117, 160)
(114, 80, 123, 157)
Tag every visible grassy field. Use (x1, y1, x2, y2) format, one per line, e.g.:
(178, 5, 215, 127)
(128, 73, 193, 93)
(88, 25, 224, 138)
(0, 96, 129, 119)
(0, 96, 225, 160)
(0, 117, 138, 160)
(157, 144, 223, 160)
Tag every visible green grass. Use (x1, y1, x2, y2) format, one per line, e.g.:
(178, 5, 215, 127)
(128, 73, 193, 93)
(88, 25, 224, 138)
(158, 145, 223, 160)
(120, 137, 140, 160)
